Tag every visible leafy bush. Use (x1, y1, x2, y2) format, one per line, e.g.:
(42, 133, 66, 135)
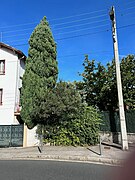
(37, 106, 101, 146)
(70, 106, 101, 145)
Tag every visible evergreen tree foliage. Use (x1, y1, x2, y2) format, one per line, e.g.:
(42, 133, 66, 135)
(37, 81, 84, 127)
(21, 16, 58, 129)
(53, 81, 83, 122)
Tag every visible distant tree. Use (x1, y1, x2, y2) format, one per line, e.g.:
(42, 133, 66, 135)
(81, 54, 135, 111)
(21, 16, 58, 129)
(81, 55, 107, 110)
(103, 55, 135, 110)
(100, 60, 118, 111)
(121, 55, 135, 109)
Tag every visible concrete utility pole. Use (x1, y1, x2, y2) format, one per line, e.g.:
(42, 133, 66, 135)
(109, 6, 128, 150)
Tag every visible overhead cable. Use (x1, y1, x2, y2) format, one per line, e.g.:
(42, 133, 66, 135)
(49, 9, 107, 22)
(5, 21, 135, 45)
(53, 19, 108, 31)
(54, 24, 110, 35)
(51, 14, 107, 27)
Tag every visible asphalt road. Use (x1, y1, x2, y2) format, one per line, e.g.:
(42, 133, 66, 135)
(0, 160, 116, 180)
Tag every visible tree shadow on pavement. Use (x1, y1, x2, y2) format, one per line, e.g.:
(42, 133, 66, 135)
(101, 142, 121, 149)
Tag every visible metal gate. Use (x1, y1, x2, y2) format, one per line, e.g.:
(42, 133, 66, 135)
(0, 125, 23, 147)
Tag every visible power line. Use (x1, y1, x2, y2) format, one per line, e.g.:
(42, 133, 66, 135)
(51, 14, 107, 27)
(12, 43, 29, 47)
(9, 29, 110, 47)
(117, 0, 135, 8)
(3, 26, 133, 46)
(5, 21, 135, 46)
(0, 9, 107, 30)
(0, 4, 133, 31)
(4, 25, 110, 43)
(3, 19, 108, 38)
(49, 9, 107, 22)
(3, 27, 34, 34)
(123, 0, 135, 6)
(0, 22, 38, 30)
(117, 23, 135, 30)
(55, 22, 135, 40)
(117, 4, 135, 14)
(121, 5, 135, 11)
(53, 19, 108, 31)
(58, 48, 130, 59)
(0, 4, 134, 34)
(58, 50, 113, 59)
(54, 23, 110, 35)
(4, 32, 31, 38)
(120, 11, 135, 18)
(2, 14, 107, 34)
(5, 38, 29, 43)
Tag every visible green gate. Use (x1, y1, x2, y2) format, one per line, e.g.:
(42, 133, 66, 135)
(0, 125, 23, 147)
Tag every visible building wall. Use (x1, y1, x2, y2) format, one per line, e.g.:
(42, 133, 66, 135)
(14, 58, 25, 114)
(23, 125, 39, 147)
(0, 47, 19, 125)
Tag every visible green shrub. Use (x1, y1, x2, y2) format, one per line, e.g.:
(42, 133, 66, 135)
(36, 106, 101, 146)
(71, 106, 101, 145)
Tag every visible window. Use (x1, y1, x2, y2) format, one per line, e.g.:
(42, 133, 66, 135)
(0, 60, 5, 74)
(0, 89, 3, 105)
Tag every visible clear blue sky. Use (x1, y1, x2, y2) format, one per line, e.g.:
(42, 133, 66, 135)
(0, 0, 135, 81)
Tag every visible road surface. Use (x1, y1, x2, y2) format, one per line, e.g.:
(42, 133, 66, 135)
(0, 160, 116, 180)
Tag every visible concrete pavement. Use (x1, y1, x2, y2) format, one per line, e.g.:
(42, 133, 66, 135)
(0, 143, 134, 165)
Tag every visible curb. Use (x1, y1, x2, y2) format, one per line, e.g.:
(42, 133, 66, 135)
(0, 154, 123, 165)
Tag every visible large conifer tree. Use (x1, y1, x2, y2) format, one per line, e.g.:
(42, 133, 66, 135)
(21, 17, 58, 129)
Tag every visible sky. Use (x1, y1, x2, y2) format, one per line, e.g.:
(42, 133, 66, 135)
(0, 0, 135, 81)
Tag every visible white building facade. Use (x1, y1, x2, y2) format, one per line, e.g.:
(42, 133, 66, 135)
(0, 42, 26, 125)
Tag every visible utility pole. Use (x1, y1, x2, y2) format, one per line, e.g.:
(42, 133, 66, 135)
(109, 6, 128, 150)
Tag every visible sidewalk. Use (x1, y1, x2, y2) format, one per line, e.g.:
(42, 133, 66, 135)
(0, 143, 134, 165)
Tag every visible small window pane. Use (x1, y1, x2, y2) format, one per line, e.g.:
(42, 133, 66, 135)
(0, 60, 5, 74)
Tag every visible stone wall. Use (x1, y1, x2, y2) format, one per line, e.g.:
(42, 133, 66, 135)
(100, 131, 135, 144)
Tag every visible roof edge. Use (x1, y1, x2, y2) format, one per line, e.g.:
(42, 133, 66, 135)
(0, 42, 26, 59)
